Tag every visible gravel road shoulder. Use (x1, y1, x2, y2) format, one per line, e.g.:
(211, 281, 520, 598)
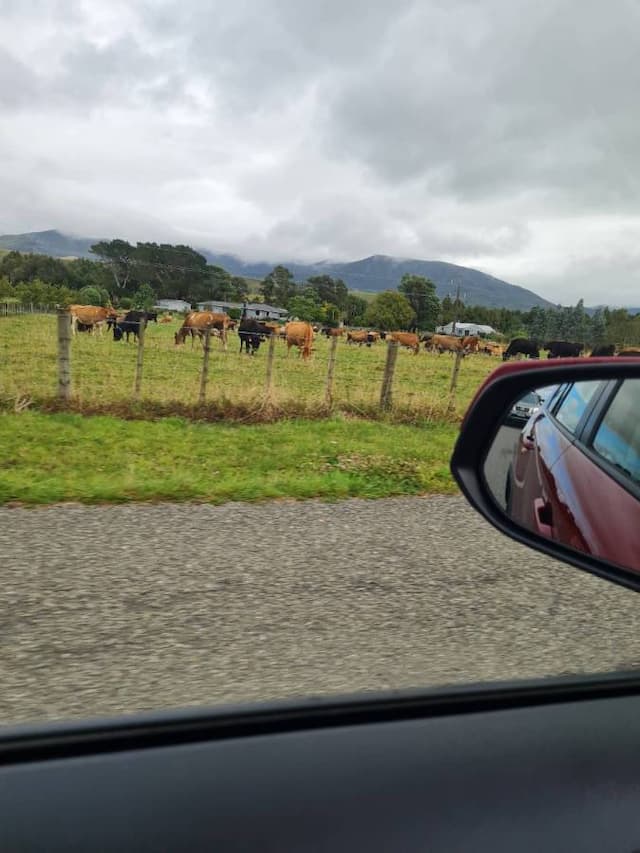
(1, 495, 639, 725)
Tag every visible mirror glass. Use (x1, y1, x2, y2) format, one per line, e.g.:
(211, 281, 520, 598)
(483, 378, 640, 573)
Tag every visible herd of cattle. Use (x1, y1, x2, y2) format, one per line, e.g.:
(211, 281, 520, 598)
(66, 306, 640, 361)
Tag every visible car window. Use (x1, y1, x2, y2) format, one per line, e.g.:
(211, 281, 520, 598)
(592, 380, 640, 485)
(554, 381, 602, 434)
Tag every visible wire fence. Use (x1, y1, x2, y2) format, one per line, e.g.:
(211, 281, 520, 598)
(0, 302, 57, 316)
(0, 311, 498, 422)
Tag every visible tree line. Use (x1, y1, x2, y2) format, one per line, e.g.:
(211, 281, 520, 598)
(1, 239, 640, 345)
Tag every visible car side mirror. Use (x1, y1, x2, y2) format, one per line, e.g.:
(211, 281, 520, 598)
(450, 359, 640, 592)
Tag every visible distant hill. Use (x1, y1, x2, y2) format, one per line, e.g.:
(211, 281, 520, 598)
(0, 229, 554, 309)
(201, 253, 554, 310)
(0, 229, 96, 258)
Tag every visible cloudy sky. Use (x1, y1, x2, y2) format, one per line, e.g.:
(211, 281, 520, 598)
(2, 0, 640, 304)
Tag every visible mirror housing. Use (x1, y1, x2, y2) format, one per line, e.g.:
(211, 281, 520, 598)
(451, 358, 640, 592)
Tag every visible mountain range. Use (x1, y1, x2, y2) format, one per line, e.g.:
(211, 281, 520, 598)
(0, 229, 554, 310)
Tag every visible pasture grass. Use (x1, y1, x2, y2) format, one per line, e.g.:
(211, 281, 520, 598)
(0, 315, 498, 423)
(0, 411, 458, 504)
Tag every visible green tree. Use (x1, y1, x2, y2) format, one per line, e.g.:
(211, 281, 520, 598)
(288, 294, 325, 322)
(132, 283, 156, 311)
(588, 308, 606, 346)
(79, 285, 109, 306)
(365, 291, 415, 331)
(90, 239, 136, 292)
(305, 275, 349, 311)
(524, 306, 548, 342)
(260, 265, 296, 307)
(345, 293, 368, 326)
(66, 257, 116, 294)
(398, 274, 440, 330)
(439, 295, 455, 325)
(230, 276, 250, 302)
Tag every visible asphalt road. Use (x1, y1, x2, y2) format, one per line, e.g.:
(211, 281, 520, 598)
(1, 496, 640, 726)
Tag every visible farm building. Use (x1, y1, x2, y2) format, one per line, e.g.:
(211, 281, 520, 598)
(154, 299, 192, 313)
(435, 322, 497, 338)
(196, 301, 288, 320)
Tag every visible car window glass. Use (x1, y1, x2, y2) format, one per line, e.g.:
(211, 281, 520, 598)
(554, 381, 602, 433)
(593, 380, 640, 485)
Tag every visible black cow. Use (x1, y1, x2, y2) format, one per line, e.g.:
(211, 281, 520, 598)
(113, 311, 158, 343)
(590, 344, 616, 357)
(239, 317, 271, 354)
(543, 340, 583, 358)
(502, 338, 540, 361)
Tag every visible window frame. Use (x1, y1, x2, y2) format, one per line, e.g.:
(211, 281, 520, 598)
(547, 379, 640, 503)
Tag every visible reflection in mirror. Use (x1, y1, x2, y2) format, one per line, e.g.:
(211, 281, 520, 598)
(483, 379, 640, 573)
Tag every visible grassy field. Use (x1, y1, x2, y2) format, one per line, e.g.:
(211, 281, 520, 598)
(0, 315, 502, 505)
(0, 315, 498, 422)
(0, 412, 458, 504)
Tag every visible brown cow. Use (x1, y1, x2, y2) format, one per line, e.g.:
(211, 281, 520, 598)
(322, 327, 345, 338)
(175, 312, 230, 349)
(347, 330, 376, 346)
(387, 332, 420, 354)
(69, 305, 118, 336)
(460, 335, 479, 353)
(618, 349, 640, 357)
(285, 321, 314, 360)
(159, 314, 174, 324)
(479, 341, 505, 357)
(427, 334, 465, 354)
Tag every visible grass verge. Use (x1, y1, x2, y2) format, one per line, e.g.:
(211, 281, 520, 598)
(0, 411, 458, 505)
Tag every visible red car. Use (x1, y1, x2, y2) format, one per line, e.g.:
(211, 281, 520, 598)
(506, 377, 640, 571)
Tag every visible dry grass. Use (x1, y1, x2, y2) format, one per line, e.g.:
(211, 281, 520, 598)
(0, 315, 499, 423)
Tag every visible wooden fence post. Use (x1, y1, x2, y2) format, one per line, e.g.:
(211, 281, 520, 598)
(133, 317, 147, 400)
(379, 339, 398, 410)
(57, 308, 72, 402)
(447, 349, 464, 415)
(199, 328, 212, 405)
(264, 333, 277, 402)
(325, 334, 339, 408)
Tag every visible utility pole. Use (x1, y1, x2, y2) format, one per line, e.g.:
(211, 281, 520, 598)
(451, 282, 461, 336)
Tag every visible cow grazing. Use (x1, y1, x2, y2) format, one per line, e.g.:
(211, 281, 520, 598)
(544, 340, 583, 358)
(285, 321, 314, 360)
(322, 327, 345, 338)
(159, 314, 173, 324)
(69, 305, 118, 336)
(502, 338, 540, 361)
(175, 312, 230, 349)
(387, 332, 420, 354)
(238, 317, 272, 355)
(460, 335, 479, 353)
(479, 341, 506, 357)
(589, 344, 616, 357)
(113, 310, 157, 343)
(426, 334, 464, 355)
(347, 330, 376, 347)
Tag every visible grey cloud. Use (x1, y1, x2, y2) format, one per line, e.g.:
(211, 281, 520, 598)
(0, 48, 38, 107)
(2, 0, 640, 304)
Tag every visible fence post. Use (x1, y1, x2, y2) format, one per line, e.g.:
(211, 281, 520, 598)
(133, 317, 147, 400)
(325, 334, 339, 408)
(264, 333, 277, 402)
(379, 339, 398, 410)
(447, 349, 464, 415)
(57, 308, 72, 402)
(199, 328, 212, 405)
